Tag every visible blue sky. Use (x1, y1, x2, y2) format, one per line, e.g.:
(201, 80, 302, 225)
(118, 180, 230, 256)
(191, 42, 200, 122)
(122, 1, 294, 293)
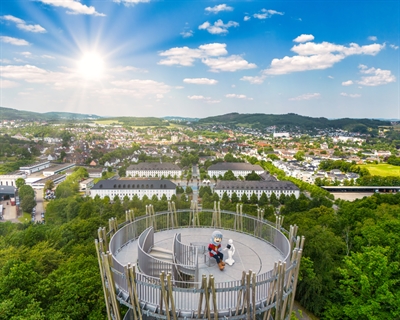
(0, 0, 399, 119)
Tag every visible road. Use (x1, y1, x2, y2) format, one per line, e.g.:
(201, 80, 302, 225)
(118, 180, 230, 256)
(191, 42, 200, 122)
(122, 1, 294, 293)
(33, 188, 45, 222)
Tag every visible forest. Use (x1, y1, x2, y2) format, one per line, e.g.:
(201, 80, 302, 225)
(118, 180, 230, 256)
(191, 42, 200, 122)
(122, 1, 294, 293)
(0, 168, 399, 319)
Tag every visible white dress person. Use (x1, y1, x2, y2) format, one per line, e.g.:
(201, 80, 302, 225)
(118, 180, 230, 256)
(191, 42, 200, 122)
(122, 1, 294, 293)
(224, 239, 235, 266)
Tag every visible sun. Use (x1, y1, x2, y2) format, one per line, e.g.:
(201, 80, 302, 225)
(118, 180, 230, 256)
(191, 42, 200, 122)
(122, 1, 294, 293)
(77, 52, 105, 79)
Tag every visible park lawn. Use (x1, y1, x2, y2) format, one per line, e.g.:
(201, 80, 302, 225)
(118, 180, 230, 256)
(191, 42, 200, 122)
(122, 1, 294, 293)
(361, 163, 400, 177)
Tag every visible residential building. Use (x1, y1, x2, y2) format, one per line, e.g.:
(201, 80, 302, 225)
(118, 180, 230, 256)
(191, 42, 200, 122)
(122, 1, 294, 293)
(207, 162, 264, 178)
(214, 180, 300, 200)
(126, 162, 182, 178)
(90, 179, 176, 200)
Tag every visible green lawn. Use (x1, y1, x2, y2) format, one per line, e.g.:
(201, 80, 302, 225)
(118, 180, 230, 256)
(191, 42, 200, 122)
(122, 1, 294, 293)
(18, 212, 32, 223)
(361, 163, 400, 177)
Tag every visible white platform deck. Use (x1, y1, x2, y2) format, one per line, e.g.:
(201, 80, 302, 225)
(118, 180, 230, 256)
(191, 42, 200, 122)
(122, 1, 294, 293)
(114, 228, 284, 283)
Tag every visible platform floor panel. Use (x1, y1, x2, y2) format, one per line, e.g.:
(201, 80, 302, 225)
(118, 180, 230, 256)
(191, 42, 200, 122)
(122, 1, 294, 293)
(115, 227, 284, 283)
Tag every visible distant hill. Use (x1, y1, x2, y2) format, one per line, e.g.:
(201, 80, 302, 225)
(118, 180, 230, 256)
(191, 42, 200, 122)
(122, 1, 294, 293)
(105, 117, 169, 127)
(198, 112, 391, 132)
(163, 116, 200, 122)
(0, 107, 102, 121)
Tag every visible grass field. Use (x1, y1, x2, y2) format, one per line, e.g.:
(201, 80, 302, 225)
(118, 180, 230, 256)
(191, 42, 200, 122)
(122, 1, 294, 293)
(361, 163, 400, 177)
(94, 120, 122, 125)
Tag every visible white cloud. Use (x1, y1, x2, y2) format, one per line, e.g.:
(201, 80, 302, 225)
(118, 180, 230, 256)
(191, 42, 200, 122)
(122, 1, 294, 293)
(2, 15, 46, 33)
(253, 9, 284, 19)
(240, 75, 265, 84)
(1, 64, 61, 83)
(262, 42, 385, 76)
(187, 95, 220, 103)
(226, 93, 252, 100)
(390, 44, 399, 50)
(183, 78, 218, 85)
(357, 65, 396, 86)
(203, 55, 257, 72)
(198, 19, 239, 34)
(0, 36, 30, 46)
(291, 42, 383, 56)
(266, 53, 344, 75)
(244, 16, 251, 21)
(20, 51, 32, 57)
(289, 93, 320, 101)
(38, 0, 105, 16)
(293, 34, 314, 43)
(188, 95, 208, 100)
(158, 43, 256, 72)
(180, 30, 193, 38)
(205, 4, 233, 14)
(111, 66, 148, 73)
(41, 55, 55, 59)
(1, 79, 19, 88)
(368, 36, 377, 41)
(328, 75, 334, 79)
(113, 0, 151, 5)
(342, 80, 353, 86)
(340, 92, 361, 98)
(107, 79, 171, 98)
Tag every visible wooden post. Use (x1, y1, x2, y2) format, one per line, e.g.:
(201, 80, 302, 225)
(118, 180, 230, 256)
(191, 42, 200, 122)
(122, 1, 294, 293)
(263, 262, 277, 320)
(124, 264, 137, 320)
(204, 275, 211, 320)
(198, 275, 206, 318)
(103, 252, 121, 320)
(289, 248, 303, 318)
(252, 273, 256, 320)
(210, 275, 218, 320)
(280, 250, 299, 320)
(129, 265, 142, 320)
(167, 273, 177, 320)
(246, 271, 252, 320)
(159, 272, 170, 320)
(239, 271, 247, 315)
(95, 240, 112, 320)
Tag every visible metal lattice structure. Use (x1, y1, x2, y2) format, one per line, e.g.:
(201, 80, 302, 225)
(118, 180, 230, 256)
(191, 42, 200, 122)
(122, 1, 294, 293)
(95, 202, 304, 320)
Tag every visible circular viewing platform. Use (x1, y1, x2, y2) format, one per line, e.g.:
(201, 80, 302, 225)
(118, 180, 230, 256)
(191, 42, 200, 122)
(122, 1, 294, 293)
(96, 206, 304, 320)
(116, 227, 284, 283)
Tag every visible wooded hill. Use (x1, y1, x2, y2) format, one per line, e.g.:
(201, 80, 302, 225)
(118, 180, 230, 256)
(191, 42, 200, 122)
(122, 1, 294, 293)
(198, 112, 390, 132)
(0, 107, 102, 121)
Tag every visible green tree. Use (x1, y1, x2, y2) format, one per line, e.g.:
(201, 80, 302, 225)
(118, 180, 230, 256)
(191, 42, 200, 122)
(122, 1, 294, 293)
(245, 170, 261, 181)
(21, 195, 36, 213)
(44, 180, 55, 191)
(240, 193, 248, 203)
(325, 246, 399, 320)
(18, 185, 35, 201)
(250, 193, 258, 204)
(231, 192, 239, 203)
(221, 170, 236, 181)
(15, 178, 26, 189)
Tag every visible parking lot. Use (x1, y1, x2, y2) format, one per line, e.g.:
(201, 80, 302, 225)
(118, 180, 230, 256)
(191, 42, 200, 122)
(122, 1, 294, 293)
(0, 200, 18, 222)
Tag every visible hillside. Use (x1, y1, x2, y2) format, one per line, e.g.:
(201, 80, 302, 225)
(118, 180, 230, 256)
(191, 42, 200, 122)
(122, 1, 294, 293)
(0, 107, 102, 121)
(198, 113, 390, 132)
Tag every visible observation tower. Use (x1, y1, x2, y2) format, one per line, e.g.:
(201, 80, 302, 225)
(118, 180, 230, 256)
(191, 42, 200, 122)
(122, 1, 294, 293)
(96, 202, 304, 320)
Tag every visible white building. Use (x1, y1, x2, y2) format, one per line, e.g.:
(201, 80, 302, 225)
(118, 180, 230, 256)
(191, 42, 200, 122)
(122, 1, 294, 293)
(80, 178, 94, 190)
(0, 172, 27, 187)
(214, 181, 300, 200)
(273, 132, 290, 138)
(20, 161, 50, 175)
(126, 162, 182, 178)
(90, 179, 176, 200)
(43, 163, 76, 177)
(208, 162, 264, 178)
